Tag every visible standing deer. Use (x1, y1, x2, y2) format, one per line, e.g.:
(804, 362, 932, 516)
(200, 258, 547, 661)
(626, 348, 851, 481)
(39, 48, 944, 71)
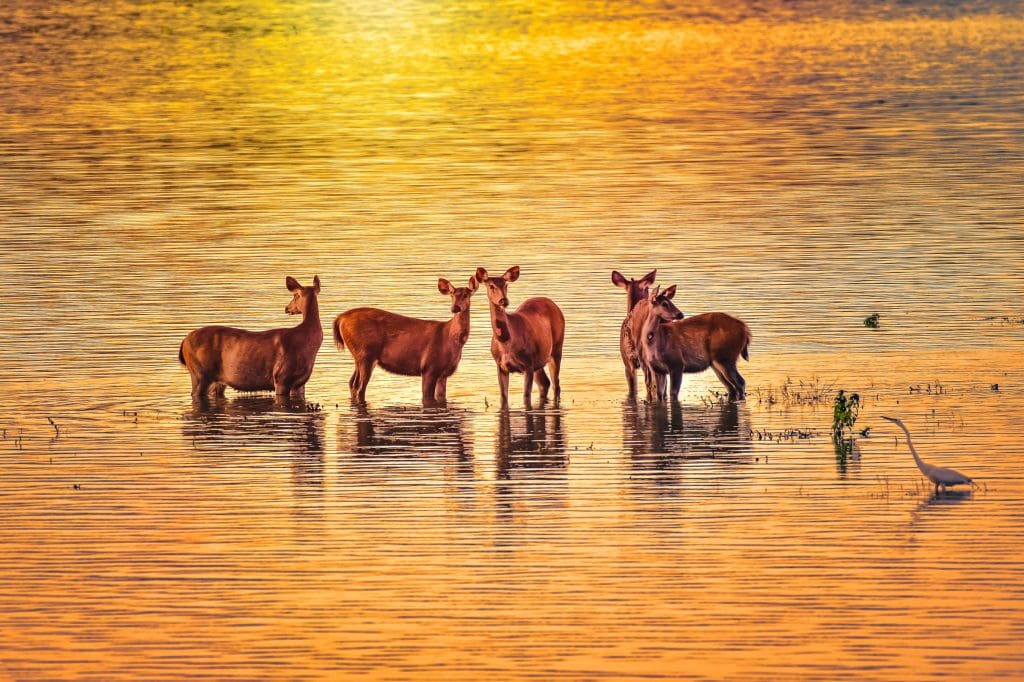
(179, 276, 323, 399)
(640, 285, 751, 402)
(612, 269, 657, 398)
(333, 275, 478, 403)
(476, 266, 565, 408)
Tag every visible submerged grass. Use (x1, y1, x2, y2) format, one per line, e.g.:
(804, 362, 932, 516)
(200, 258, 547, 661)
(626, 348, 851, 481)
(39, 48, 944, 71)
(754, 376, 836, 406)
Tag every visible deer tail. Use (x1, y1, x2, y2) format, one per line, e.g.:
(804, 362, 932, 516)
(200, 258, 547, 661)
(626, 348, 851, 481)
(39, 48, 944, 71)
(742, 325, 751, 361)
(178, 341, 186, 366)
(333, 317, 346, 352)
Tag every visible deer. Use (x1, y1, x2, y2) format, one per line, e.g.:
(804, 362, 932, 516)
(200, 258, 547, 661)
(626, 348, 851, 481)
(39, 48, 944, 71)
(333, 275, 478, 403)
(639, 284, 751, 402)
(476, 266, 565, 408)
(612, 269, 658, 399)
(179, 276, 323, 400)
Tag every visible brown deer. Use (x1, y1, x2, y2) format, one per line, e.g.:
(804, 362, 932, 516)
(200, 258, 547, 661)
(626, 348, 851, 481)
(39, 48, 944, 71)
(333, 275, 478, 403)
(612, 269, 657, 398)
(476, 266, 565, 408)
(640, 285, 751, 402)
(179, 276, 323, 399)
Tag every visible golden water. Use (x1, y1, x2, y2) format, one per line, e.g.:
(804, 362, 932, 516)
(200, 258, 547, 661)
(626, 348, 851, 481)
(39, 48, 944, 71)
(1, 1, 1023, 678)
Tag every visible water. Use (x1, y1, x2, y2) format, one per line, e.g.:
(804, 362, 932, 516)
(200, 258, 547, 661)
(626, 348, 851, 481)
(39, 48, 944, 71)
(2, 0, 1024, 678)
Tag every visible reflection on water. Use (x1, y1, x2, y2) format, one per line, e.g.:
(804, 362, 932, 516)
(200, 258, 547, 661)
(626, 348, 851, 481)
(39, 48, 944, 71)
(916, 488, 974, 511)
(623, 400, 749, 460)
(182, 394, 326, 490)
(183, 395, 325, 457)
(493, 406, 568, 532)
(342, 403, 471, 462)
(495, 407, 568, 478)
(834, 436, 863, 478)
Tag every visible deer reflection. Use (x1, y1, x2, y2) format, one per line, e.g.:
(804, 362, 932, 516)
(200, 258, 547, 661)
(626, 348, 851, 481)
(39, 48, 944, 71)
(493, 406, 569, 531)
(181, 395, 325, 489)
(495, 407, 568, 479)
(339, 403, 471, 465)
(622, 400, 751, 487)
(624, 400, 749, 458)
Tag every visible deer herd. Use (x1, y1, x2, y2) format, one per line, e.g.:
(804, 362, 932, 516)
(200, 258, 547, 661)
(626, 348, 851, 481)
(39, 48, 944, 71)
(179, 267, 750, 408)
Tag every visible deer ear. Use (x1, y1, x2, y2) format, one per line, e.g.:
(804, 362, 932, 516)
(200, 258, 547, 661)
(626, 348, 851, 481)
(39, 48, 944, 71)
(286, 276, 301, 292)
(468, 276, 479, 292)
(313, 275, 321, 293)
(639, 269, 657, 287)
(649, 285, 660, 300)
(475, 267, 488, 282)
(663, 284, 677, 299)
(504, 266, 520, 282)
(438, 278, 453, 295)
(611, 270, 628, 288)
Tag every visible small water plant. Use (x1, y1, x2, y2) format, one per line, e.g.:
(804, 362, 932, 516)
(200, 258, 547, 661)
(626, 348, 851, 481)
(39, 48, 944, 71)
(831, 390, 860, 441)
(753, 376, 836, 406)
(863, 313, 880, 328)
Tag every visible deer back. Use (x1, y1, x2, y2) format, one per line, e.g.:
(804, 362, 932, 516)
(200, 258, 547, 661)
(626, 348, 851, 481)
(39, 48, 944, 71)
(661, 312, 750, 369)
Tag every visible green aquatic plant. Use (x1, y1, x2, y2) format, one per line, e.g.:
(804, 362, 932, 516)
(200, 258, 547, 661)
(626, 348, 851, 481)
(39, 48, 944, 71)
(832, 390, 860, 441)
(863, 313, 880, 328)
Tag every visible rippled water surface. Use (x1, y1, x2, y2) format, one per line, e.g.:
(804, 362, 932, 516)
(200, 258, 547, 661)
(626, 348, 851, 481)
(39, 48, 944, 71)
(2, 0, 1023, 679)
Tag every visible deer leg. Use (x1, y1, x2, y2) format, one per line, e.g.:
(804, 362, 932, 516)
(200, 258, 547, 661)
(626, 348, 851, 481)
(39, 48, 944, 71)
(726, 363, 746, 400)
(549, 350, 562, 400)
(497, 367, 510, 408)
(711, 361, 738, 400)
(523, 369, 535, 406)
(669, 369, 683, 401)
(642, 364, 656, 401)
(624, 363, 637, 397)
(348, 369, 359, 395)
(290, 386, 305, 400)
(422, 373, 439, 403)
(355, 360, 374, 403)
(654, 373, 667, 402)
(534, 368, 551, 402)
(434, 376, 448, 402)
(212, 382, 227, 397)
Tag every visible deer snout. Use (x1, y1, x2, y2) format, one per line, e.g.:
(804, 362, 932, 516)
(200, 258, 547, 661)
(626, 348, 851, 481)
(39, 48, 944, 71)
(499, 298, 509, 308)
(674, 312, 684, 320)
(451, 304, 461, 314)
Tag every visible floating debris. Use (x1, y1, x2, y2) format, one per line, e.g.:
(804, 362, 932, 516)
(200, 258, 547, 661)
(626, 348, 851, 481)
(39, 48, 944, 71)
(863, 313, 880, 328)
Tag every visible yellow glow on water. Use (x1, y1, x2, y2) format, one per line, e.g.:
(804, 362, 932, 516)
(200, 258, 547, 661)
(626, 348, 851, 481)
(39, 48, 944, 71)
(2, 0, 1024, 679)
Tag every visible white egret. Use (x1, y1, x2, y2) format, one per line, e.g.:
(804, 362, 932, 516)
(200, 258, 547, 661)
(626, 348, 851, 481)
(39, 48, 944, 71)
(880, 416, 974, 492)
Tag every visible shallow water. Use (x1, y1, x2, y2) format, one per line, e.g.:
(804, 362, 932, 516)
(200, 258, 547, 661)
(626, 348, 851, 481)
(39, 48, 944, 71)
(2, 0, 1024, 679)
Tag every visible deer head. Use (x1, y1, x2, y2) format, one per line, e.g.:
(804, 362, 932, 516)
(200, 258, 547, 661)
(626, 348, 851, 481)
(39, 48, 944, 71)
(285, 275, 320, 315)
(439, 275, 479, 314)
(612, 269, 657, 311)
(648, 284, 684, 322)
(475, 266, 519, 309)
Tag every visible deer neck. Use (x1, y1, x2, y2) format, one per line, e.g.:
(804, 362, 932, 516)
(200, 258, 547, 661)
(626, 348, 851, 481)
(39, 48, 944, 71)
(489, 300, 513, 344)
(445, 305, 471, 343)
(627, 290, 645, 313)
(299, 296, 321, 334)
(641, 309, 664, 346)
